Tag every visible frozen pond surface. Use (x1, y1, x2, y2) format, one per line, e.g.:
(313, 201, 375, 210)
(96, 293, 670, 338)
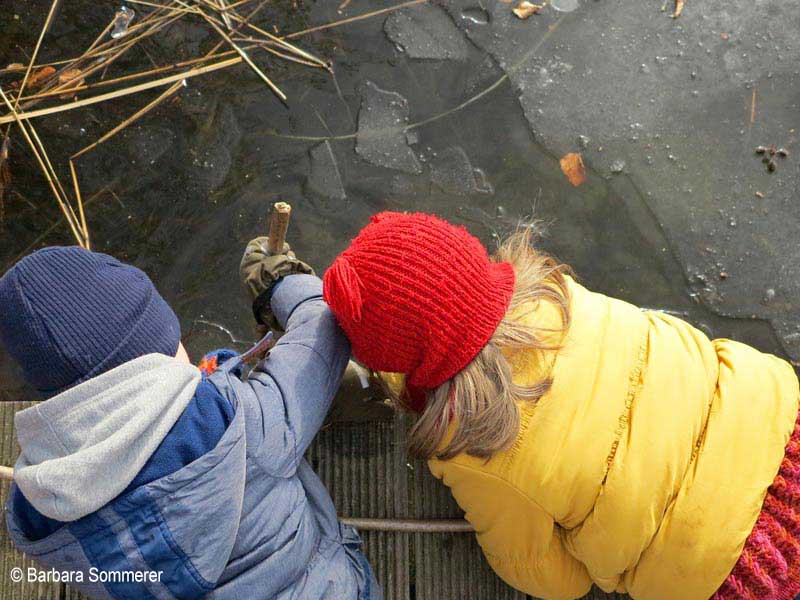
(1, 0, 798, 399)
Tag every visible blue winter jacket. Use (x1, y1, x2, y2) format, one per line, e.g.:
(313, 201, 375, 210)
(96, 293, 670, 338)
(5, 274, 379, 600)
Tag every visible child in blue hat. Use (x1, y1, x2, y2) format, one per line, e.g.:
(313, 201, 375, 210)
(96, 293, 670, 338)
(0, 242, 379, 600)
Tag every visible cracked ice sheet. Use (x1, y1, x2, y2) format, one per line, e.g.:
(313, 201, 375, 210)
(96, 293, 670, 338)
(384, 3, 469, 60)
(356, 80, 421, 174)
(440, 0, 800, 359)
(308, 141, 347, 200)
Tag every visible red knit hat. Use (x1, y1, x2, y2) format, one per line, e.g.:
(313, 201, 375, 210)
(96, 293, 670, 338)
(323, 212, 515, 412)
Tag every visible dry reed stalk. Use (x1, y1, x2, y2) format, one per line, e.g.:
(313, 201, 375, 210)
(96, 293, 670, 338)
(217, 0, 235, 29)
(47, 12, 185, 97)
(0, 89, 86, 246)
(14, 0, 62, 109)
(193, 0, 325, 67)
(72, 80, 183, 159)
(3, 0, 423, 77)
(8, 184, 113, 268)
(0, 57, 242, 125)
(15, 11, 184, 112)
(12, 0, 272, 109)
(220, 0, 257, 11)
(13, 5, 175, 80)
(194, 6, 288, 102)
(18, 53, 236, 101)
(27, 124, 75, 223)
(218, 9, 327, 67)
(232, 39, 326, 68)
(68, 160, 90, 248)
(82, 20, 115, 56)
(123, 0, 195, 14)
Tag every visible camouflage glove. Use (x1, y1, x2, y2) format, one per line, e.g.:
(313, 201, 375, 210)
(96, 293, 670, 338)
(240, 236, 315, 328)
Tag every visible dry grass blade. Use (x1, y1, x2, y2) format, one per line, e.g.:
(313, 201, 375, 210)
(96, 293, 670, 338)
(69, 160, 90, 248)
(211, 4, 327, 67)
(18, 52, 236, 102)
(72, 80, 183, 159)
(1, 0, 436, 252)
(124, 0, 195, 13)
(217, 0, 235, 29)
(220, 0, 256, 10)
(232, 38, 326, 68)
(0, 88, 86, 247)
(195, 7, 288, 102)
(0, 57, 241, 125)
(15, 0, 62, 108)
(49, 12, 185, 95)
(27, 124, 75, 222)
(15, 11, 185, 112)
(3, 0, 425, 76)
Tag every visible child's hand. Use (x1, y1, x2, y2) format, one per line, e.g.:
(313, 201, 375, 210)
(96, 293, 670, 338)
(240, 236, 314, 328)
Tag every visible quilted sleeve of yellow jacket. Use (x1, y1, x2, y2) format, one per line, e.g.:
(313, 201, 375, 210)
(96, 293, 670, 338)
(428, 277, 800, 600)
(428, 458, 593, 600)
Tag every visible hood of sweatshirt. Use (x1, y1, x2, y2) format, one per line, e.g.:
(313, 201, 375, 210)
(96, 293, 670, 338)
(13, 353, 201, 522)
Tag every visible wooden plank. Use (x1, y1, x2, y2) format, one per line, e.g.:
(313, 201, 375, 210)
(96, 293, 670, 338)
(307, 416, 411, 600)
(0, 401, 69, 600)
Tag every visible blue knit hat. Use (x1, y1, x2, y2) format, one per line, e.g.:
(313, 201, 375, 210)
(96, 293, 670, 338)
(0, 246, 181, 397)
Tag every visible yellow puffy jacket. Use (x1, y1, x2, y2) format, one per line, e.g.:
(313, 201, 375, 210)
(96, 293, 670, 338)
(428, 277, 799, 600)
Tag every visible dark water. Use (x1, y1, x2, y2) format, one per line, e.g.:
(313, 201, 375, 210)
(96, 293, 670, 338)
(1, 0, 797, 400)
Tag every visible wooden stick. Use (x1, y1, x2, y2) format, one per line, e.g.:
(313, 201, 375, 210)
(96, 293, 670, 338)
(268, 202, 291, 254)
(0, 465, 13, 482)
(0, 58, 241, 125)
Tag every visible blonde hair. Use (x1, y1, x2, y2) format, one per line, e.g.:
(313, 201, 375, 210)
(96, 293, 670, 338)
(391, 226, 572, 461)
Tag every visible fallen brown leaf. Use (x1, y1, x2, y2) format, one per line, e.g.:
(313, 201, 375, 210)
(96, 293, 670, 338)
(513, 1, 542, 19)
(27, 66, 56, 89)
(672, 0, 684, 17)
(58, 68, 86, 99)
(560, 152, 586, 187)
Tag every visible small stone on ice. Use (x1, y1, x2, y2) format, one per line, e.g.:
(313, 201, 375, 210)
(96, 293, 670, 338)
(578, 135, 590, 148)
(610, 159, 626, 173)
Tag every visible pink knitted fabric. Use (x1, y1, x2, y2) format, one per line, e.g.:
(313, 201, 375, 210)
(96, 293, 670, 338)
(711, 410, 800, 600)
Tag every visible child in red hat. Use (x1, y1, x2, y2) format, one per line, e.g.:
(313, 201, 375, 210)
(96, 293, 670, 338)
(323, 211, 800, 600)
